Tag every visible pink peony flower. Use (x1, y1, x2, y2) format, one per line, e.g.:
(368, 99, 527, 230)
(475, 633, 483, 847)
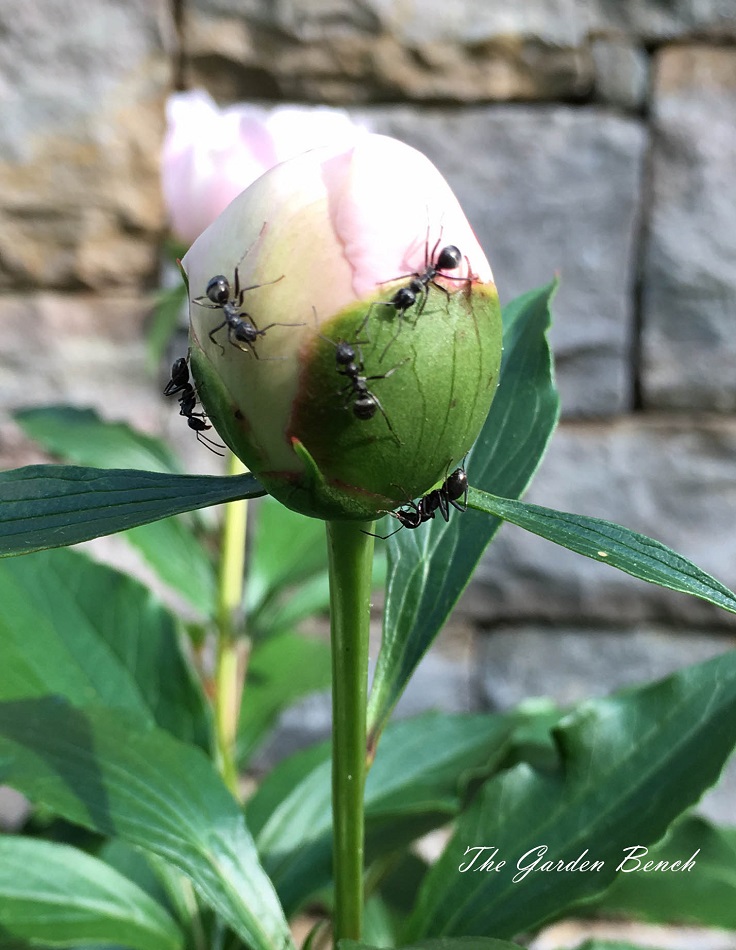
(162, 90, 363, 245)
(181, 133, 502, 520)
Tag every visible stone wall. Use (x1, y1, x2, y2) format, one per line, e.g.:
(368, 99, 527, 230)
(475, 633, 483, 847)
(2, 1, 736, 836)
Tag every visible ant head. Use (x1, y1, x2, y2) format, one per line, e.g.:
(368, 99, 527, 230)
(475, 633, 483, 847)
(171, 357, 189, 380)
(445, 466, 468, 501)
(353, 395, 377, 420)
(436, 245, 462, 271)
(393, 286, 416, 310)
(205, 275, 230, 305)
(335, 341, 355, 365)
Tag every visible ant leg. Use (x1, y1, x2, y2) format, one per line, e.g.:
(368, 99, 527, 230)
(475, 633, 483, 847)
(438, 273, 472, 287)
(414, 286, 432, 318)
(436, 491, 450, 522)
(242, 334, 286, 362)
(459, 464, 469, 510)
(236, 274, 285, 306)
(365, 356, 410, 383)
(429, 232, 441, 266)
(254, 320, 307, 332)
(429, 278, 452, 303)
(363, 524, 404, 540)
(353, 344, 367, 369)
(226, 325, 254, 356)
(369, 391, 402, 445)
(378, 314, 407, 363)
(208, 322, 227, 354)
(357, 300, 386, 339)
(196, 430, 226, 456)
(362, 500, 420, 539)
(362, 522, 404, 540)
(357, 308, 370, 339)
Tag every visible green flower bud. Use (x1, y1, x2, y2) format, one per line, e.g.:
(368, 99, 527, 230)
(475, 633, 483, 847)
(181, 134, 502, 521)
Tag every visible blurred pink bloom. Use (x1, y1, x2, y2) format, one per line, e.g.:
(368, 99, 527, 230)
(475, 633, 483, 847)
(162, 90, 364, 245)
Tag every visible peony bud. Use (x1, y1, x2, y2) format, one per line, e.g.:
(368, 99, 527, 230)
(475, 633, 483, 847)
(181, 134, 502, 521)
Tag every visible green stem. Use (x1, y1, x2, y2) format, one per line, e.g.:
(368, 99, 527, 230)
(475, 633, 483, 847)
(214, 452, 248, 797)
(326, 519, 375, 943)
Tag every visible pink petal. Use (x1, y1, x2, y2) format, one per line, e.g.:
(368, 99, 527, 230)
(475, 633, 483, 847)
(330, 135, 493, 298)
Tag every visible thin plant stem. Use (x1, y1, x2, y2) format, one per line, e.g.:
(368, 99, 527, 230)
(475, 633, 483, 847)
(149, 859, 207, 950)
(326, 519, 375, 942)
(214, 451, 248, 797)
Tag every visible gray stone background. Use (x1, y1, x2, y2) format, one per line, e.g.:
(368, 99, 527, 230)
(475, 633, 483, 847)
(2, 1, 736, 943)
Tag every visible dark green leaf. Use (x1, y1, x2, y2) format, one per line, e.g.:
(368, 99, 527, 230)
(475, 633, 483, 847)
(98, 839, 174, 920)
(339, 939, 521, 950)
(134, 855, 207, 945)
(253, 712, 514, 914)
(467, 489, 736, 616)
(0, 699, 292, 950)
(246, 740, 331, 839)
(14, 406, 182, 474)
(250, 571, 331, 640)
(13, 407, 217, 616)
(125, 519, 217, 617)
(406, 650, 736, 940)
(0, 837, 183, 950)
(252, 555, 387, 641)
(237, 632, 331, 765)
(247, 498, 330, 618)
(362, 893, 398, 948)
(0, 465, 265, 558)
(0, 547, 210, 749)
(585, 815, 736, 928)
(368, 281, 559, 741)
(375, 852, 430, 922)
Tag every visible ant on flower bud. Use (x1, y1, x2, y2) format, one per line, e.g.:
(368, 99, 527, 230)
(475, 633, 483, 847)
(366, 465, 469, 539)
(360, 231, 473, 358)
(164, 355, 225, 455)
(194, 269, 303, 357)
(321, 332, 405, 444)
(193, 223, 304, 357)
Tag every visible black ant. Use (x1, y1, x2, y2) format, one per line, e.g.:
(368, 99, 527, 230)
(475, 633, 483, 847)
(360, 235, 471, 357)
(324, 336, 404, 444)
(163, 356, 225, 456)
(194, 268, 303, 357)
(397, 241, 465, 315)
(367, 466, 468, 539)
